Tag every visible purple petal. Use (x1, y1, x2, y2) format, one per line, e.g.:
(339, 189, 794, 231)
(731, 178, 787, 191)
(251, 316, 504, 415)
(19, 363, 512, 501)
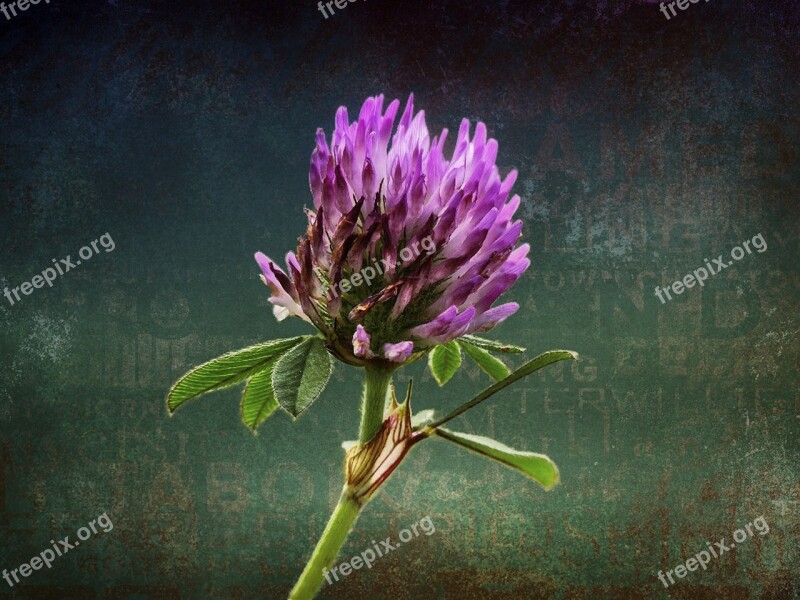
(465, 302, 520, 334)
(382, 341, 414, 363)
(309, 129, 331, 210)
(254, 253, 311, 323)
(428, 274, 485, 315)
(464, 246, 530, 313)
(409, 306, 476, 346)
(438, 207, 496, 263)
(353, 325, 375, 359)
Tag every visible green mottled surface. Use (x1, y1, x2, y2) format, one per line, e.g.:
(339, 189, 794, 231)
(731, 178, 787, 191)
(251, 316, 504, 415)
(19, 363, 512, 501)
(1, 1, 798, 598)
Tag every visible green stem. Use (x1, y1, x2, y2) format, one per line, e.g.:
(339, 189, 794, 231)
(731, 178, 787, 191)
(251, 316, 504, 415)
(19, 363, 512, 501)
(359, 365, 393, 445)
(287, 366, 392, 599)
(288, 490, 360, 600)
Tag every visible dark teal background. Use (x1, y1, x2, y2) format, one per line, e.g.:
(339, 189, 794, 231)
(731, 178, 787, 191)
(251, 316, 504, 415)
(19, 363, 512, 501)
(1, 0, 798, 598)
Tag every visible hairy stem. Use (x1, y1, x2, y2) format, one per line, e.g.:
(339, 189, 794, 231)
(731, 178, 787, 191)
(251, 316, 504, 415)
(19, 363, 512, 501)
(288, 365, 393, 599)
(359, 365, 393, 445)
(288, 490, 360, 600)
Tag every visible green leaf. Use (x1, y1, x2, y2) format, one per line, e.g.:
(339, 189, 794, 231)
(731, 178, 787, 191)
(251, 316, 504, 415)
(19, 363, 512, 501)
(460, 334, 525, 354)
(167, 336, 307, 413)
(460, 341, 511, 381)
(272, 337, 334, 418)
(429, 350, 578, 428)
(434, 428, 559, 490)
(241, 366, 279, 432)
(428, 341, 462, 386)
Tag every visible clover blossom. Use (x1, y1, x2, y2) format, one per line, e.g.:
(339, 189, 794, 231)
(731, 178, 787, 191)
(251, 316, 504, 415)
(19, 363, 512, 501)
(256, 94, 529, 366)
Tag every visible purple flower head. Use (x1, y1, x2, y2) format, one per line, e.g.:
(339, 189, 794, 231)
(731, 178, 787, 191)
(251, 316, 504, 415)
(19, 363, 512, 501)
(256, 94, 529, 366)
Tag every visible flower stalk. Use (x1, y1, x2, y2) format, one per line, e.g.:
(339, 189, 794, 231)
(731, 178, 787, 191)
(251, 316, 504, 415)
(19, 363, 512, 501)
(359, 365, 393, 445)
(288, 490, 361, 600)
(289, 370, 406, 600)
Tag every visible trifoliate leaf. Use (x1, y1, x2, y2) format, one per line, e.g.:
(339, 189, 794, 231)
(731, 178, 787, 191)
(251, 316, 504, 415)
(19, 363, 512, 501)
(429, 350, 578, 427)
(428, 341, 462, 386)
(460, 334, 525, 354)
(272, 337, 334, 418)
(241, 366, 280, 432)
(167, 336, 307, 412)
(460, 340, 511, 381)
(435, 428, 560, 490)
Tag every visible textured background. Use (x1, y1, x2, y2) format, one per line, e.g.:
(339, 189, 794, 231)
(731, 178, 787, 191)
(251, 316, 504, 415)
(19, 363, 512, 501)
(1, 0, 798, 598)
